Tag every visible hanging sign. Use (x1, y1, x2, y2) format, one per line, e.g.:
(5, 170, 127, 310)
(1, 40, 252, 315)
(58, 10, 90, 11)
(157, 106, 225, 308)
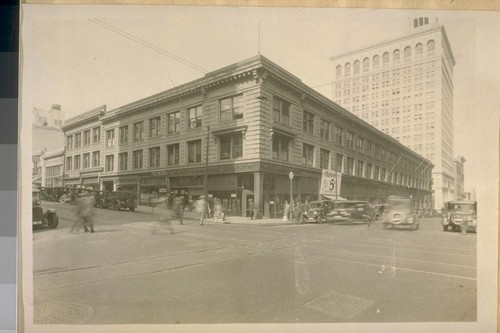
(320, 169, 342, 196)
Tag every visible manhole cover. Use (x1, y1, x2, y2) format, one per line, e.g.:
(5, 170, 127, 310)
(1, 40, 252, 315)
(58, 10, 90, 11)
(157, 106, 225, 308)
(34, 301, 94, 324)
(304, 291, 374, 320)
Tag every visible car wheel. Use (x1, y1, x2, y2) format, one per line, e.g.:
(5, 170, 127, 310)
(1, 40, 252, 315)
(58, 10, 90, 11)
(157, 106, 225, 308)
(47, 214, 59, 228)
(114, 202, 120, 211)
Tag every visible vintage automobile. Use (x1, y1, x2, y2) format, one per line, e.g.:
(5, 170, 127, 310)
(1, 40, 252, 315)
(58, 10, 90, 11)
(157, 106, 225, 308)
(441, 200, 477, 234)
(299, 200, 334, 224)
(325, 200, 372, 224)
(100, 191, 137, 212)
(383, 196, 419, 230)
(32, 188, 59, 229)
(44, 187, 68, 202)
(92, 190, 110, 208)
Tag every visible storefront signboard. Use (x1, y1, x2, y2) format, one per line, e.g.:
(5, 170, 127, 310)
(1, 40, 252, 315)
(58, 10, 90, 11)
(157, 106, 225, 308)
(320, 169, 342, 196)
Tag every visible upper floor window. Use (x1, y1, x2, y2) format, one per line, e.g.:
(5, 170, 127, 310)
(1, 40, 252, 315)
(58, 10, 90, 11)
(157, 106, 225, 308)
(320, 149, 330, 170)
(363, 58, 369, 72)
(345, 157, 354, 175)
(188, 105, 203, 129)
(149, 117, 161, 138)
(373, 55, 379, 69)
(427, 40, 435, 56)
(66, 156, 72, 171)
(133, 150, 143, 169)
(92, 127, 100, 144)
(133, 122, 144, 141)
(415, 43, 423, 59)
(106, 129, 115, 147)
(105, 155, 114, 172)
(346, 131, 354, 149)
(356, 160, 364, 176)
(273, 96, 290, 126)
(74, 133, 81, 148)
(149, 147, 161, 168)
(302, 143, 314, 166)
(353, 60, 360, 75)
(118, 152, 128, 171)
(92, 151, 100, 168)
(83, 130, 91, 146)
(188, 140, 202, 164)
(66, 135, 73, 150)
(167, 112, 180, 134)
(393, 49, 400, 65)
(220, 95, 244, 122)
(366, 163, 372, 178)
(83, 153, 90, 169)
(303, 110, 314, 135)
(382, 52, 389, 67)
(272, 135, 289, 161)
(344, 63, 351, 77)
(356, 137, 364, 153)
(219, 133, 243, 160)
(335, 154, 343, 172)
(335, 65, 342, 79)
(74, 155, 81, 170)
(335, 126, 343, 145)
(404, 46, 411, 62)
(119, 125, 128, 144)
(167, 143, 180, 166)
(320, 119, 329, 140)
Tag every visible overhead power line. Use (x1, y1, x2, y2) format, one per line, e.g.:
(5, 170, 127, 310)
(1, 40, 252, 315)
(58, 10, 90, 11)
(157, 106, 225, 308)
(89, 18, 208, 74)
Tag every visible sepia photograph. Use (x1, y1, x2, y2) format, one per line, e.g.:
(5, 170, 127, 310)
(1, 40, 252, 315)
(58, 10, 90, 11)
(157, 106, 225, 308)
(20, 2, 499, 332)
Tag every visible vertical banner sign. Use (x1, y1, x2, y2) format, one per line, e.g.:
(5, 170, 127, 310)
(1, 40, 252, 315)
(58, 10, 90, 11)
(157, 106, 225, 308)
(320, 169, 342, 196)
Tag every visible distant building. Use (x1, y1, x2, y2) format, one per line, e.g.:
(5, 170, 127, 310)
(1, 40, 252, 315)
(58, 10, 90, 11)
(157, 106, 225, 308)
(32, 104, 64, 128)
(330, 17, 456, 209)
(62, 55, 433, 217)
(41, 148, 65, 188)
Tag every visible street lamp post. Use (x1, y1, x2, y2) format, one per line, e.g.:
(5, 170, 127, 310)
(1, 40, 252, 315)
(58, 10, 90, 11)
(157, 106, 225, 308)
(289, 171, 294, 205)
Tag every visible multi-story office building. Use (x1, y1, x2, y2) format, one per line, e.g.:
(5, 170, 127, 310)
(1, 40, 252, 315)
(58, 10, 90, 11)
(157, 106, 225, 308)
(62, 55, 432, 218)
(454, 155, 466, 200)
(330, 17, 455, 209)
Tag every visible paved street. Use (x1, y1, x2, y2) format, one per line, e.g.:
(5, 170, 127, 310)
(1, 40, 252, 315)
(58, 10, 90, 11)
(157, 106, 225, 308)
(32, 201, 477, 324)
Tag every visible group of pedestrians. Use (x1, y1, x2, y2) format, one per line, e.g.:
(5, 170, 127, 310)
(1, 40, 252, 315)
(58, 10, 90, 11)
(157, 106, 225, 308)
(281, 199, 310, 224)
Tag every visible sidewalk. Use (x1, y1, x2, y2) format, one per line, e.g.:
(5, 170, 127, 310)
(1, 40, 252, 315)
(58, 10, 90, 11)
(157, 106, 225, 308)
(136, 205, 295, 226)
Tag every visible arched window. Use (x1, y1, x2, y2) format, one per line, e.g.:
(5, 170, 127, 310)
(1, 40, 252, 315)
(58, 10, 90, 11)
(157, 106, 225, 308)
(353, 60, 360, 75)
(382, 52, 389, 67)
(363, 57, 369, 72)
(373, 55, 379, 69)
(336, 65, 342, 79)
(415, 43, 423, 59)
(404, 46, 411, 62)
(427, 40, 435, 56)
(345, 62, 351, 77)
(393, 49, 400, 65)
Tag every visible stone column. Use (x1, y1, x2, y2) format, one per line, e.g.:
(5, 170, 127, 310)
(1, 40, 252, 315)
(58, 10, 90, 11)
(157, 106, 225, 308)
(253, 171, 264, 219)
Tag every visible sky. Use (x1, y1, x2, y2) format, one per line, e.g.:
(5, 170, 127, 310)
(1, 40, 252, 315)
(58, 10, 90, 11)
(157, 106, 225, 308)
(21, 5, 499, 193)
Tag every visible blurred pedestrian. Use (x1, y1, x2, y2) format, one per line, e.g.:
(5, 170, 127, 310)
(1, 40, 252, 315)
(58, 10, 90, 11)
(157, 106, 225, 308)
(151, 196, 174, 235)
(248, 198, 255, 220)
(72, 192, 96, 233)
(283, 200, 289, 222)
(196, 195, 207, 225)
(213, 198, 225, 223)
(172, 195, 184, 225)
(293, 201, 303, 224)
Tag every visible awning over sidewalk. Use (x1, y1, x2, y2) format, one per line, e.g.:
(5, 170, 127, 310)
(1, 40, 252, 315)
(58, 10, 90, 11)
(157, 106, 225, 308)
(321, 194, 347, 201)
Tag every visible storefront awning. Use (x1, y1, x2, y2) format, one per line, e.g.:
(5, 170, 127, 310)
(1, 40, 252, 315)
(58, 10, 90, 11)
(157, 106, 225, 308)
(321, 194, 347, 201)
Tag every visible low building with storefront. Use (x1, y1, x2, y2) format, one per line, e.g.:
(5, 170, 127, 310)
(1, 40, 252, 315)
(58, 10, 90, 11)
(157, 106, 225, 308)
(40, 148, 65, 188)
(61, 55, 433, 217)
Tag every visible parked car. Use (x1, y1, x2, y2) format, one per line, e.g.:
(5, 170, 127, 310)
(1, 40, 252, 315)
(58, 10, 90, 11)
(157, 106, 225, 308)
(325, 200, 372, 224)
(383, 196, 418, 230)
(44, 187, 68, 202)
(300, 200, 334, 224)
(32, 188, 59, 229)
(100, 191, 137, 212)
(441, 200, 477, 234)
(91, 190, 110, 208)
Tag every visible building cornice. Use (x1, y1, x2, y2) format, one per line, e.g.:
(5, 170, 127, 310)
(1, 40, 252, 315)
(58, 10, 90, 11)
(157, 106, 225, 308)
(62, 105, 106, 131)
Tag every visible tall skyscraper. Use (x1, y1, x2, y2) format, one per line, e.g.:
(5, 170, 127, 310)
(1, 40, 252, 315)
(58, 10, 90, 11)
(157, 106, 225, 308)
(330, 17, 456, 209)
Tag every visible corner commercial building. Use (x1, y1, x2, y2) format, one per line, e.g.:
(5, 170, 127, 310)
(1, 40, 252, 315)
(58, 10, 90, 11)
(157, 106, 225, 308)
(330, 17, 456, 209)
(62, 55, 432, 218)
